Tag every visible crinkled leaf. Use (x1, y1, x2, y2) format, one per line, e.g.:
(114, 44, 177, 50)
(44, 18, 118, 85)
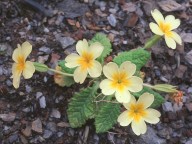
(113, 48, 150, 71)
(132, 87, 165, 108)
(95, 102, 121, 133)
(90, 33, 112, 63)
(67, 82, 99, 128)
(58, 60, 76, 74)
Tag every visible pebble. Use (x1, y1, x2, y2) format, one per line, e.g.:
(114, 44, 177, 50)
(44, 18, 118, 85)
(46, 122, 57, 132)
(44, 27, 49, 33)
(185, 50, 192, 65)
(43, 130, 53, 139)
(107, 14, 117, 27)
(171, 120, 184, 129)
(50, 109, 61, 119)
(188, 87, 192, 93)
(99, 1, 106, 11)
(8, 133, 18, 143)
(57, 132, 64, 137)
(32, 118, 43, 133)
(36, 92, 43, 99)
(39, 46, 51, 54)
(185, 103, 192, 112)
(39, 96, 46, 108)
(55, 35, 75, 49)
(162, 102, 174, 112)
(25, 85, 32, 93)
(38, 55, 49, 63)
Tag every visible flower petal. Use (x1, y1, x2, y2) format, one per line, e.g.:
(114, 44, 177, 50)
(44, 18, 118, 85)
(120, 61, 136, 78)
(165, 36, 176, 49)
(100, 79, 115, 95)
(165, 15, 180, 30)
(22, 61, 35, 79)
(12, 45, 22, 63)
(89, 42, 104, 59)
(103, 62, 119, 80)
(21, 41, 32, 60)
(137, 93, 154, 109)
(151, 9, 164, 25)
(123, 95, 136, 110)
(117, 111, 133, 126)
(76, 39, 89, 55)
(12, 63, 22, 89)
(88, 60, 102, 78)
(131, 119, 147, 135)
(65, 53, 80, 68)
(115, 90, 131, 103)
(170, 31, 182, 45)
(127, 76, 143, 92)
(143, 108, 161, 124)
(149, 22, 164, 35)
(74, 67, 87, 84)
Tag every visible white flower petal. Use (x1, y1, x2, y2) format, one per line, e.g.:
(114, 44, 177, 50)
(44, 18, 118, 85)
(76, 39, 89, 55)
(143, 108, 161, 124)
(88, 60, 102, 78)
(127, 76, 143, 92)
(123, 95, 136, 110)
(137, 93, 154, 109)
(165, 36, 176, 49)
(100, 79, 115, 95)
(117, 111, 133, 126)
(22, 61, 35, 79)
(170, 31, 182, 45)
(65, 53, 80, 68)
(151, 9, 164, 25)
(21, 41, 32, 60)
(89, 42, 104, 59)
(12, 45, 22, 63)
(12, 63, 22, 89)
(120, 61, 136, 78)
(74, 67, 87, 84)
(131, 119, 147, 136)
(149, 22, 164, 35)
(165, 15, 180, 30)
(103, 62, 119, 80)
(115, 90, 131, 103)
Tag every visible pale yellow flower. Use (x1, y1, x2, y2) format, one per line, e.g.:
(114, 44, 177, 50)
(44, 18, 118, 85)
(11, 41, 35, 89)
(117, 93, 161, 135)
(149, 9, 182, 49)
(65, 39, 104, 84)
(99, 61, 143, 103)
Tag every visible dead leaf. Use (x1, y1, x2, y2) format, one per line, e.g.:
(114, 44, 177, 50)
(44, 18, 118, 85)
(158, 0, 183, 12)
(121, 2, 136, 12)
(50, 53, 61, 64)
(57, 122, 70, 127)
(181, 33, 192, 43)
(127, 13, 138, 27)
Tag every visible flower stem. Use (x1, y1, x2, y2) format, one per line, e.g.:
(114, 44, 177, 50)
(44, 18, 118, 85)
(143, 35, 161, 49)
(94, 100, 119, 103)
(48, 68, 74, 77)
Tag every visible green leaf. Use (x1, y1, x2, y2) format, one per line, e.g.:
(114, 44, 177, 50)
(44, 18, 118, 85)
(90, 33, 112, 63)
(95, 102, 121, 133)
(58, 60, 75, 74)
(63, 76, 75, 87)
(132, 87, 165, 108)
(113, 48, 150, 71)
(67, 82, 99, 128)
(33, 62, 48, 72)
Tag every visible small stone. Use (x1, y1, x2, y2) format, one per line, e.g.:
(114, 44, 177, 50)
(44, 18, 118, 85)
(175, 65, 187, 78)
(32, 118, 43, 133)
(186, 138, 192, 144)
(0, 113, 16, 122)
(50, 109, 61, 119)
(39, 46, 51, 54)
(185, 50, 192, 65)
(188, 87, 192, 93)
(46, 122, 57, 132)
(185, 103, 192, 112)
(25, 85, 32, 93)
(22, 125, 32, 137)
(8, 134, 18, 143)
(162, 102, 174, 112)
(107, 14, 117, 27)
(167, 112, 177, 121)
(39, 96, 46, 108)
(38, 55, 49, 63)
(171, 120, 184, 129)
(44, 27, 49, 33)
(57, 132, 64, 137)
(55, 35, 75, 49)
(43, 130, 53, 139)
(36, 92, 43, 99)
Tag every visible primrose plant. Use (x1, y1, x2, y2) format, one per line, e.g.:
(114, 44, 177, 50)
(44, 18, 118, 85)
(11, 9, 182, 135)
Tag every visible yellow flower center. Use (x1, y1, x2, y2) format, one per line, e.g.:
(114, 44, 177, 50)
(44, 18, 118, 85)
(16, 55, 26, 71)
(159, 22, 172, 37)
(78, 51, 94, 71)
(128, 103, 147, 122)
(111, 71, 130, 91)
